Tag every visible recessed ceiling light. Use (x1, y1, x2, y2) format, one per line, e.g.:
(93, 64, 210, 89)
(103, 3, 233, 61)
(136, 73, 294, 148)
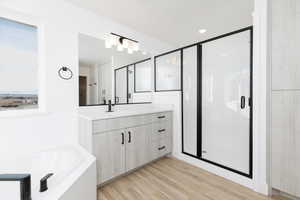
(198, 29, 207, 34)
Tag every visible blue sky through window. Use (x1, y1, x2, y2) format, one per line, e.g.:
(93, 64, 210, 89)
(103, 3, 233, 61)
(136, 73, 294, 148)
(0, 17, 38, 95)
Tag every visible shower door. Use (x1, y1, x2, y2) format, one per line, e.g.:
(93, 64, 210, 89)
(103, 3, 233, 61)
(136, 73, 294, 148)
(201, 30, 252, 176)
(115, 67, 128, 104)
(128, 65, 134, 103)
(182, 46, 198, 156)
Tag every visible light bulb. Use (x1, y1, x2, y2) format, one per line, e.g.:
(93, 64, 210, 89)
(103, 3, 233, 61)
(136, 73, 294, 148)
(198, 29, 207, 34)
(142, 51, 147, 55)
(123, 39, 129, 48)
(133, 43, 139, 51)
(110, 35, 118, 46)
(127, 41, 133, 50)
(117, 44, 123, 51)
(105, 40, 112, 48)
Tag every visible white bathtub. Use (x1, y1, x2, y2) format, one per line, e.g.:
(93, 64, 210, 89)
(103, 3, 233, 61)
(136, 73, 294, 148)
(0, 145, 97, 200)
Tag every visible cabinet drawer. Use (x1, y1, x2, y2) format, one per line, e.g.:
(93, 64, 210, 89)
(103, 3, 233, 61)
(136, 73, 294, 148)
(150, 137, 172, 160)
(151, 121, 171, 141)
(151, 112, 172, 123)
(93, 118, 120, 133)
(93, 115, 152, 133)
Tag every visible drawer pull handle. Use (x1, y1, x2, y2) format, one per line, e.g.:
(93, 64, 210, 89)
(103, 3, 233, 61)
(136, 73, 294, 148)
(128, 131, 132, 143)
(158, 146, 166, 151)
(158, 116, 165, 119)
(158, 129, 166, 133)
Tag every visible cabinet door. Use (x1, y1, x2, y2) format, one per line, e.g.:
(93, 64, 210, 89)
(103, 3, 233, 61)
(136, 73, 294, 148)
(93, 130, 125, 184)
(125, 125, 151, 171)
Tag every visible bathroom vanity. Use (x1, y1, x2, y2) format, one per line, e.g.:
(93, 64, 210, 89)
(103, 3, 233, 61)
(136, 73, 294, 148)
(78, 108, 173, 185)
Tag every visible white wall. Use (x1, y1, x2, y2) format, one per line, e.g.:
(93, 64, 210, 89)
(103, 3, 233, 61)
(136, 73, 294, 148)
(252, 0, 269, 195)
(0, 0, 171, 158)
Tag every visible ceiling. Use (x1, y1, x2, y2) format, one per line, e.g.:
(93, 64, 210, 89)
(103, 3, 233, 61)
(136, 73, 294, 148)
(79, 34, 149, 67)
(67, 0, 253, 48)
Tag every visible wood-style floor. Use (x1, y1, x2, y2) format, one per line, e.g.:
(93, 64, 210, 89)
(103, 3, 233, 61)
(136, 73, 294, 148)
(98, 157, 287, 200)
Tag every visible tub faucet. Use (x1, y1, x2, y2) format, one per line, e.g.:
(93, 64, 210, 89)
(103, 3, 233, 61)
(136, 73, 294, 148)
(40, 173, 53, 192)
(107, 100, 114, 112)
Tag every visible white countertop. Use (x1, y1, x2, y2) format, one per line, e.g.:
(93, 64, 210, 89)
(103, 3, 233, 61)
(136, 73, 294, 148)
(78, 104, 173, 120)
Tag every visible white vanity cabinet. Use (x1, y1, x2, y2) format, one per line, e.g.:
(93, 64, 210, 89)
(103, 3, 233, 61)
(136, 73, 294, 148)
(79, 110, 173, 185)
(125, 124, 152, 171)
(93, 130, 126, 183)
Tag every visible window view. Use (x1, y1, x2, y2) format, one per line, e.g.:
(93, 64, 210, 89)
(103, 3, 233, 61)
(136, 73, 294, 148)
(0, 17, 38, 111)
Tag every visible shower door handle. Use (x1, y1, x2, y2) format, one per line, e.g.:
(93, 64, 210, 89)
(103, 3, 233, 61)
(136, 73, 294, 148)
(240, 96, 246, 109)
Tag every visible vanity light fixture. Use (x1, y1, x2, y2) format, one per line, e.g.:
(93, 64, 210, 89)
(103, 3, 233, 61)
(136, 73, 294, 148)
(105, 33, 139, 54)
(198, 29, 207, 34)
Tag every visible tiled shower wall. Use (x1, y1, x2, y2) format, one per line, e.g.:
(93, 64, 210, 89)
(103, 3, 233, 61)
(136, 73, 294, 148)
(271, 0, 300, 197)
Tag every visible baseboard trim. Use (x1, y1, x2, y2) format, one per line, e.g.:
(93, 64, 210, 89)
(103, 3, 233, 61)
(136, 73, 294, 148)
(254, 182, 270, 195)
(272, 189, 300, 200)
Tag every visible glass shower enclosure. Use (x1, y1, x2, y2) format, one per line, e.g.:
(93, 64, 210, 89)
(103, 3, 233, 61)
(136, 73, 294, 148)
(182, 28, 253, 177)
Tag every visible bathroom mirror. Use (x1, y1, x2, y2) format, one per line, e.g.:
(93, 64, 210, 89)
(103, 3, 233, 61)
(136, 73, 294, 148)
(78, 33, 152, 106)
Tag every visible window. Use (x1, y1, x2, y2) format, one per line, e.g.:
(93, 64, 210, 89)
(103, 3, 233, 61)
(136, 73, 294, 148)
(155, 50, 181, 91)
(0, 17, 39, 111)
